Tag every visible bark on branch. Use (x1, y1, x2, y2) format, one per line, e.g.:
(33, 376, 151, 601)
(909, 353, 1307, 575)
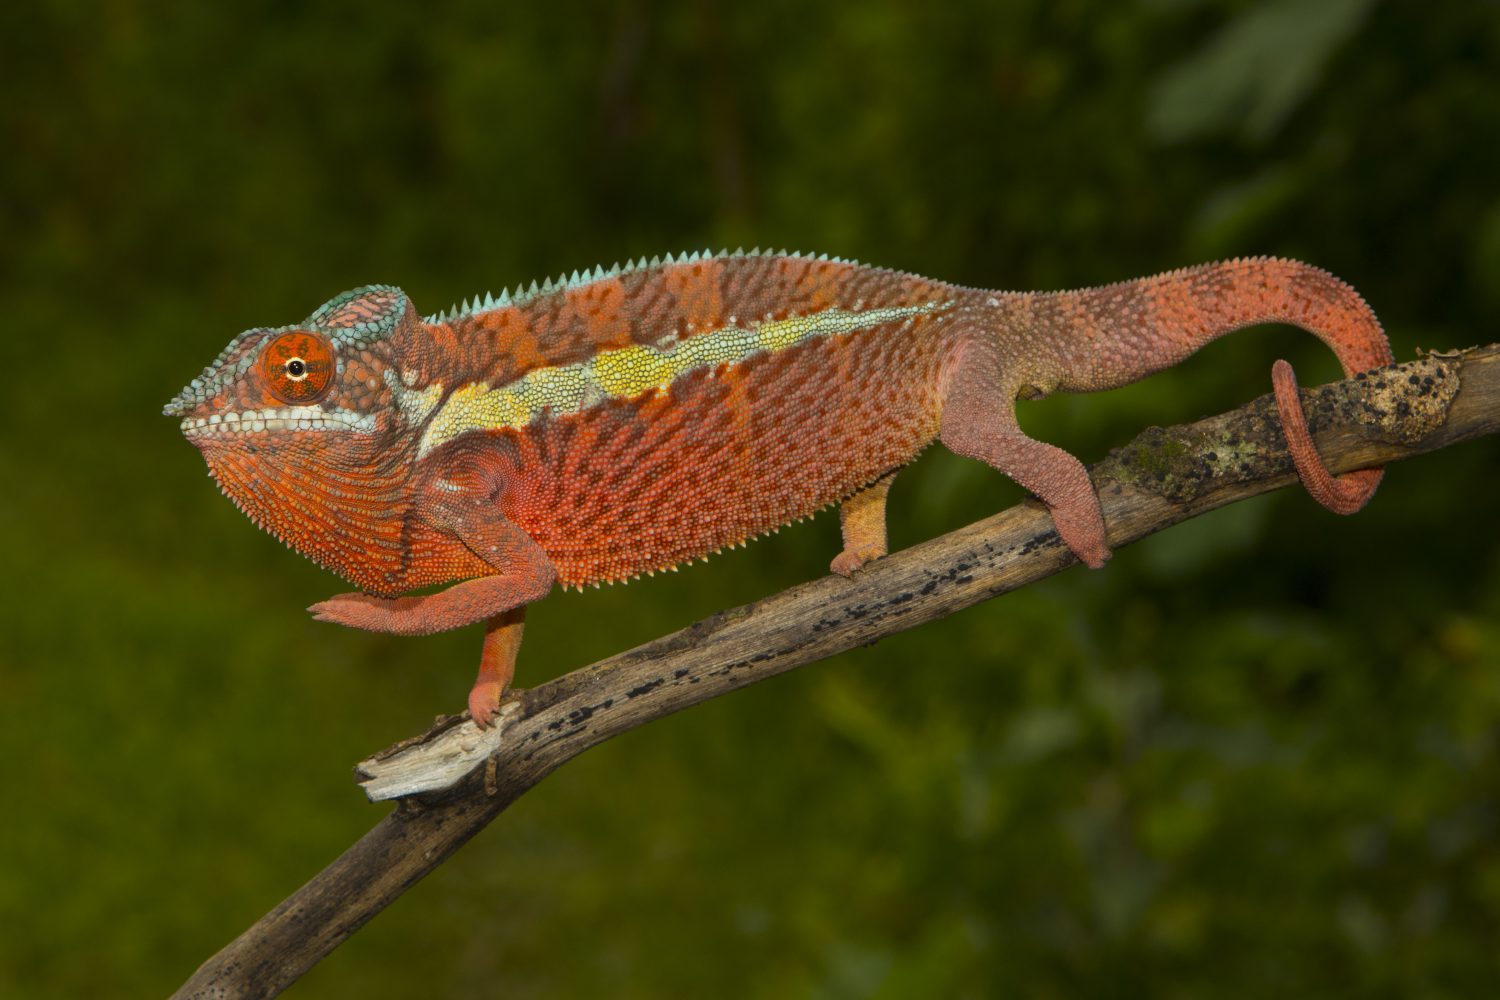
(174, 345, 1500, 1000)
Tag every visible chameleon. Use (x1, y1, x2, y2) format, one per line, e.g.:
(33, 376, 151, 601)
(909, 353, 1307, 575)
(165, 250, 1392, 727)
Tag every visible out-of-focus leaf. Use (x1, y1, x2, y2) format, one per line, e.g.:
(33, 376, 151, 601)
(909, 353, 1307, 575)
(1186, 165, 1303, 258)
(1148, 0, 1378, 143)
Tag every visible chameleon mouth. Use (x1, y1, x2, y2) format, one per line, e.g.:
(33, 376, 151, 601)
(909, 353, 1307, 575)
(179, 405, 377, 439)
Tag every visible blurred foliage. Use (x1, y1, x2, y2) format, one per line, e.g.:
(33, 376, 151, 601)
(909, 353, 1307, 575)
(1147, 0, 1378, 143)
(2, 0, 1499, 997)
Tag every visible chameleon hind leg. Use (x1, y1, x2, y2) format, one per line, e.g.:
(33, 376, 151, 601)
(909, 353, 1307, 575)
(308, 500, 556, 728)
(938, 339, 1110, 569)
(831, 471, 897, 576)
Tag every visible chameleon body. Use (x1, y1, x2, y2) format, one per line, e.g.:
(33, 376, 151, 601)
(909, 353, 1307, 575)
(165, 251, 1392, 726)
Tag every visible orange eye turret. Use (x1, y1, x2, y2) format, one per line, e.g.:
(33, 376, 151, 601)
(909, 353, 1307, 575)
(260, 331, 335, 404)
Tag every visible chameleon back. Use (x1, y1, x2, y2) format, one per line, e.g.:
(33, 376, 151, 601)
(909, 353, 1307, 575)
(410, 251, 968, 585)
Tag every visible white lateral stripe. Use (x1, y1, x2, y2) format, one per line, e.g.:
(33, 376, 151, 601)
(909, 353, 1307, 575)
(418, 302, 944, 457)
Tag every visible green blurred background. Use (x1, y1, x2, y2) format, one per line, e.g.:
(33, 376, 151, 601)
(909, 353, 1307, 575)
(4, 1, 1499, 996)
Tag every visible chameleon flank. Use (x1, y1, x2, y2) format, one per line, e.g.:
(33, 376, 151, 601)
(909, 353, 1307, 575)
(166, 250, 1392, 726)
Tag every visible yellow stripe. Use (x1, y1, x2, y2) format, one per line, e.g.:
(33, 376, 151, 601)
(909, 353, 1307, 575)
(417, 302, 944, 457)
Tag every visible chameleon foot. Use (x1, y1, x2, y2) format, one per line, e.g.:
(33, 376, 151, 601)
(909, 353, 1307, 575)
(1045, 494, 1111, 569)
(468, 679, 506, 730)
(831, 544, 887, 577)
(833, 473, 895, 577)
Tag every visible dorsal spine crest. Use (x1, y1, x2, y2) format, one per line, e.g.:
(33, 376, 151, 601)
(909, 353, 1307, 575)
(421, 248, 874, 325)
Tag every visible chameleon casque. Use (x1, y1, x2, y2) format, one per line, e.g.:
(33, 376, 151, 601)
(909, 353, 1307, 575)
(165, 251, 1391, 727)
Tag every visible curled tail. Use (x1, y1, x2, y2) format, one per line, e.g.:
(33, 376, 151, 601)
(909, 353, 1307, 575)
(1044, 257, 1393, 514)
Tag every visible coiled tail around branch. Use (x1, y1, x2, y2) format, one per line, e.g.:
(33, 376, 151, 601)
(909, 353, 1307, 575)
(1048, 257, 1393, 514)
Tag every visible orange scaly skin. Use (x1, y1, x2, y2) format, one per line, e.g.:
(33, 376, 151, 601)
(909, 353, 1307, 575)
(166, 252, 1391, 726)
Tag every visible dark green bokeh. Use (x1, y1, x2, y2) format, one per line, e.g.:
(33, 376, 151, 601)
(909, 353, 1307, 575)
(3, 2, 1499, 996)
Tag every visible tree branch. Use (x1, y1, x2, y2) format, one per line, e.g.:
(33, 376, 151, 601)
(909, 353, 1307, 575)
(173, 345, 1500, 1000)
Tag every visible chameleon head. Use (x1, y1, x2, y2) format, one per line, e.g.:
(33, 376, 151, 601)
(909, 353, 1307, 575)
(164, 285, 428, 594)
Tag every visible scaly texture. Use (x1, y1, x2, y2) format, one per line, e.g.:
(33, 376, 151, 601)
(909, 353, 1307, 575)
(166, 251, 1392, 725)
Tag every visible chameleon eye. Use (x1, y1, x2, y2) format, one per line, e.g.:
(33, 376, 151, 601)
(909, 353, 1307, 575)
(261, 331, 335, 404)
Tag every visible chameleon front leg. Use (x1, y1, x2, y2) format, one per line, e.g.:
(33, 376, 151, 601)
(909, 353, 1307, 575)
(309, 501, 556, 726)
(470, 606, 526, 728)
(939, 340, 1111, 569)
(831, 471, 897, 576)
(307, 517, 554, 634)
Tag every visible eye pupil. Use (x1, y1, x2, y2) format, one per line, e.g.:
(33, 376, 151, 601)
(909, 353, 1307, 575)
(286, 359, 307, 377)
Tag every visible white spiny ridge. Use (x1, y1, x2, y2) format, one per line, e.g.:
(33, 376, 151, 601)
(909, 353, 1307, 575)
(420, 248, 867, 324)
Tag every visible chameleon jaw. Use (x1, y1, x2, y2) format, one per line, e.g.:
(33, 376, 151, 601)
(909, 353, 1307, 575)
(179, 405, 378, 439)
